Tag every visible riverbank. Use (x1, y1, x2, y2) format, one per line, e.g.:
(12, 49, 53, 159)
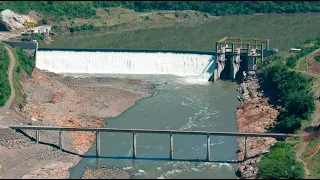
(0, 68, 155, 179)
(235, 71, 279, 179)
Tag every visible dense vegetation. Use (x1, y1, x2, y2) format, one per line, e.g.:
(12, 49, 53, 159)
(256, 142, 305, 179)
(286, 37, 320, 68)
(258, 54, 315, 133)
(14, 48, 35, 76)
(69, 23, 95, 33)
(92, 1, 320, 15)
(1, 1, 320, 19)
(21, 33, 45, 42)
(0, 43, 11, 106)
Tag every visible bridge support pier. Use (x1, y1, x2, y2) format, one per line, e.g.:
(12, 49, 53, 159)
(59, 131, 63, 150)
(96, 131, 100, 158)
(36, 130, 40, 143)
(230, 42, 235, 80)
(133, 131, 136, 159)
(206, 134, 210, 162)
(244, 136, 248, 161)
(170, 132, 173, 160)
(260, 44, 264, 63)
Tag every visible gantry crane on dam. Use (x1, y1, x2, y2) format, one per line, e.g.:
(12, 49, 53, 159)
(210, 37, 278, 82)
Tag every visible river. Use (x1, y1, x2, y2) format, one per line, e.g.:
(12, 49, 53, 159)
(68, 74, 240, 179)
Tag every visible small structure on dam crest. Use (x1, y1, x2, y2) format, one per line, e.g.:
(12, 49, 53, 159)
(210, 37, 278, 82)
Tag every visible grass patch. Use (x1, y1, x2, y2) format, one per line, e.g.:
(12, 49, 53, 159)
(302, 137, 320, 179)
(42, 13, 320, 52)
(13, 48, 35, 77)
(301, 119, 311, 129)
(298, 58, 308, 71)
(11, 48, 33, 110)
(11, 55, 25, 110)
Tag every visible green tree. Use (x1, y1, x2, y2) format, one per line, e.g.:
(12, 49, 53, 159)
(256, 142, 305, 179)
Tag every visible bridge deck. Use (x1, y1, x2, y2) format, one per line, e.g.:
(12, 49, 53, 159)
(9, 125, 297, 138)
(8, 125, 298, 161)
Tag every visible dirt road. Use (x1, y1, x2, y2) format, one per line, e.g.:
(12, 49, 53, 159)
(295, 67, 320, 179)
(0, 44, 17, 128)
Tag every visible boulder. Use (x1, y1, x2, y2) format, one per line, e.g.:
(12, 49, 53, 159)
(0, 9, 29, 31)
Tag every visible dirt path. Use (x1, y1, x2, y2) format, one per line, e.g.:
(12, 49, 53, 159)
(3, 45, 16, 109)
(0, 44, 17, 128)
(296, 135, 311, 178)
(295, 66, 320, 179)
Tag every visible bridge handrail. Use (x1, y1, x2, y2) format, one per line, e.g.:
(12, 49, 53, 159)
(9, 125, 297, 137)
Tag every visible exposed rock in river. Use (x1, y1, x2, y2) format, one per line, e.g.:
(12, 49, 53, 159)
(82, 166, 130, 179)
(235, 71, 279, 179)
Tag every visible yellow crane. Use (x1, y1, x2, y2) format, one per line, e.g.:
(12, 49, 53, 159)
(23, 19, 37, 31)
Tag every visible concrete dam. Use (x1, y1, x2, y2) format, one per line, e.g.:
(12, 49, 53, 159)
(6, 37, 278, 81)
(36, 50, 216, 81)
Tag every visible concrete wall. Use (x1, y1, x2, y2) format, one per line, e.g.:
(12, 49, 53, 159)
(2, 41, 37, 50)
(38, 48, 215, 56)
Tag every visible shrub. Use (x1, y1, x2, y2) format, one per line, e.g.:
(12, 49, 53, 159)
(256, 142, 305, 179)
(174, 12, 180, 17)
(21, 37, 30, 41)
(286, 55, 297, 68)
(41, 18, 48, 25)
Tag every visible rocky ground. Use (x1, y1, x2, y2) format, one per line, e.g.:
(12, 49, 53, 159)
(235, 71, 279, 179)
(0, 68, 155, 179)
(81, 166, 130, 179)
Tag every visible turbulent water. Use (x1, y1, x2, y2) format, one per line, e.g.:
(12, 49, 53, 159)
(36, 51, 239, 178)
(66, 74, 239, 179)
(36, 51, 215, 79)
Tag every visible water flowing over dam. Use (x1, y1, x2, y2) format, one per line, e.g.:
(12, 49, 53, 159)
(36, 50, 216, 80)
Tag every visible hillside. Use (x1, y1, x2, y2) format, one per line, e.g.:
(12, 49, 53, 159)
(1, 1, 320, 18)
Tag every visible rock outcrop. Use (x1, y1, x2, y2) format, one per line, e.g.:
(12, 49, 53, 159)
(0, 9, 29, 31)
(235, 71, 279, 179)
(82, 166, 130, 179)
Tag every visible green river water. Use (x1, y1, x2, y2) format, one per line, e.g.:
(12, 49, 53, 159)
(68, 74, 240, 179)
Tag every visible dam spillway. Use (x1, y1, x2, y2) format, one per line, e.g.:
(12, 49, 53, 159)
(36, 50, 215, 79)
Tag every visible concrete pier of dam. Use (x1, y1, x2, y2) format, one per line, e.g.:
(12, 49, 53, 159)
(211, 37, 278, 81)
(1, 37, 278, 82)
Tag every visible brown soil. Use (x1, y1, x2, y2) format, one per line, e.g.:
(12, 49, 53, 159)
(307, 50, 320, 74)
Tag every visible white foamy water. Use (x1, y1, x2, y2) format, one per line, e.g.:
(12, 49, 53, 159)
(36, 51, 214, 80)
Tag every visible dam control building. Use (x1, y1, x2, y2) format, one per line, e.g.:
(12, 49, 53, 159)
(210, 37, 278, 81)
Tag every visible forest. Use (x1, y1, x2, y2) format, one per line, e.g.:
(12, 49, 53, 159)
(0, 1, 319, 19)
